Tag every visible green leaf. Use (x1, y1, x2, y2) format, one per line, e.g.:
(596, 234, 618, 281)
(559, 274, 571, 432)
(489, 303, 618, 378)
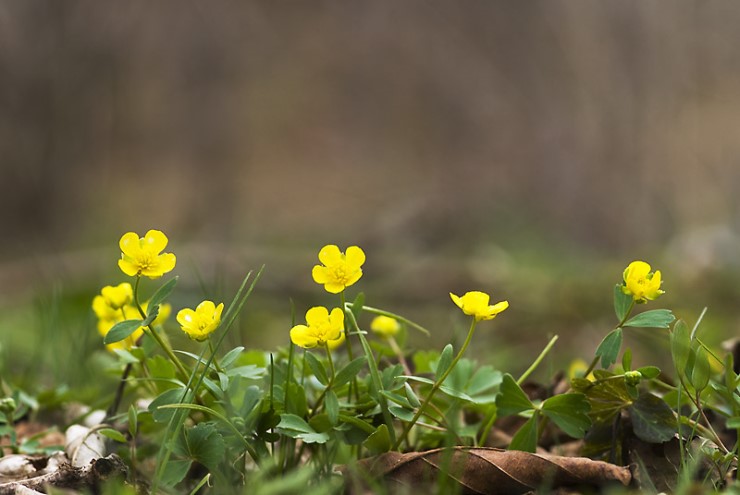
(582, 370, 633, 424)
(388, 406, 415, 422)
(304, 352, 329, 386)
(402, 376, 474, 401)
(277, 414, 330, 444)
(622, 348, 633, 372)
(404, 383, 421, 408)
(614, 284, 633, 322)
(277, 414, 313, 434)
(689, 345, 710, 392)
(220, 346, 244, 369)
(496, 374, 534, 417)
(436, 344, 454, 381)
(350, 292, 365, 320)
(177, 423, 225, 473)
(509, 413, 538, 452)
(595, 328, 623, 369)
(103, 319, 143, 344)
(541, 393, 592, 438)
(363, 424, 391, 454)
(628, 393, 676, 443)
(726, 417, 740, 429)
(635, 366, 661, 380)
(623, 309, 675, 329)
(148, 277, 178, 311)
(160, 459, 191, 487)
(99, 428, 127, 443)
(128, 405, 138, 437)
(141, 305, 159, 327)
(334, 357, 367, 388)
(325, 390, 339, 425)
(149, 387, 187, 423)
(671, 319, 691, 376)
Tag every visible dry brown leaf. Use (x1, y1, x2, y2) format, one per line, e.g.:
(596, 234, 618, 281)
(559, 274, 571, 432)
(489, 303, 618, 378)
(348, 447, 632, 494)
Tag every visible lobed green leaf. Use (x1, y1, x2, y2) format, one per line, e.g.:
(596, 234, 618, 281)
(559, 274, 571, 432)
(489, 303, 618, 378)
(623, 309, 675, 329)
(541, 393, 592, 438)
(496, 374, 534, 417)
(595, 328, 623, 369)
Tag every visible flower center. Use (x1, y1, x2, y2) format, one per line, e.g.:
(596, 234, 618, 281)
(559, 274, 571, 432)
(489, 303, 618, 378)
(332, 266, 348, 282)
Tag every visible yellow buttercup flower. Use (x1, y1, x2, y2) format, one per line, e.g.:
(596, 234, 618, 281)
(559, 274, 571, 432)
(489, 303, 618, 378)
(622, 260, 664, 303)
(327, 329, 346, 351)
(311, 245, 365, 294)
(118, 230, 176, 279)
(370, 315, 400, 339)
(176, 301, 224, 341)
(450, 291, 509, 322)
(93, 284, 172, 351)
(100, 283, 133, 310)
(290, 306, 344, 349)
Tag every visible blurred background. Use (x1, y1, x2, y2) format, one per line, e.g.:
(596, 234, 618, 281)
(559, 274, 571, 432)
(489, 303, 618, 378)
(2, 1, 740, 393)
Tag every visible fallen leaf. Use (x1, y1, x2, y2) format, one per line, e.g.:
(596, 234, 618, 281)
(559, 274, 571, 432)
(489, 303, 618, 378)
(347, 447, 631, 494)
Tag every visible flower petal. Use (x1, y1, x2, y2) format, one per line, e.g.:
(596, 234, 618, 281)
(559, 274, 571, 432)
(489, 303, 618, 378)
(305, 306, 330, 326)
(329, 307, 345, 329)
(290, 325, 318, 348)
(491, 300, 510, 314)
(118, 258, 140, 277)
(323, 282, 345, 294)
(318, 245, 342, 266)
(450, 293, 463, 309)
(345, 246, 366, 268)
(119, 232, 142, 257)
(312, 265, 330, 284)
(143, 230, 169, 254)
(177, 308, 196, 327)
(345, 269, 363, 288)
(196, 300, 216, 315)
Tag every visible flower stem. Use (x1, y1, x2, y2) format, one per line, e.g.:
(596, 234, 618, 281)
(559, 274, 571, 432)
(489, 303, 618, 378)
(394, 318, 478, 450)
(132, 276, 190, 381)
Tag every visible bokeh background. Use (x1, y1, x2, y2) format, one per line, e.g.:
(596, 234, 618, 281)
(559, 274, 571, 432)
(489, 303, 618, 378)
(2, 1, 740, 393)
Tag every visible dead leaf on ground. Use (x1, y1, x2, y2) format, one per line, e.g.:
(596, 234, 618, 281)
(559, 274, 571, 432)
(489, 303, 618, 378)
(346, 447, 632, 494)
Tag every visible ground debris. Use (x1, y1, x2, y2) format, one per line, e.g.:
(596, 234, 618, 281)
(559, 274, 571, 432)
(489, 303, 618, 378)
(0, 453, 127, 495)
(345, 447, 632, 495)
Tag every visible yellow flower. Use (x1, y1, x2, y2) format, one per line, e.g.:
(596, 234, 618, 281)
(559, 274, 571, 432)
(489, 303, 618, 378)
(118, 230, 176, 279)
(450, 291, 509, 322)
(290, 306, 344, 349)
(622, 261, 664, 303)
(311, 245, 365, 294)
(93, 285, 172, 351)
(176, 301, 224, 341)
(327, 329, 346, 351)
(100, 283, 133, 310)
(370, 315, 400, 339)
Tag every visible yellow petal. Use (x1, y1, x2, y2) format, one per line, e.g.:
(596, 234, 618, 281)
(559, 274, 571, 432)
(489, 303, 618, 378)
(143, 230, 169, 254)
(323, 282, 345, 294)
(318, 245, 342, 266)
(312, 265, 330, 284)
(329, 307, 345, 329)
(177, 308, 196, 327)
(118, 258, 140, 277)
(345, 269, 363, 287)
(196, 300, 217, 315)
(290, 325, 318, 348)
(119, 232, 142, 258)
(491, 300, 510, 314)
(345, 246, 366, 268)
(450, 293, 463, 309)
(305, 306, 330, 327)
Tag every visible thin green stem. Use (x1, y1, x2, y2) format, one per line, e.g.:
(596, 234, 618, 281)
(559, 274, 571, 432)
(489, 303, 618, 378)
(340, 291, 359, 402)
(517, 335, 559, 385)
(394, 317, 478, 450)
(132, 276, 190, 381)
